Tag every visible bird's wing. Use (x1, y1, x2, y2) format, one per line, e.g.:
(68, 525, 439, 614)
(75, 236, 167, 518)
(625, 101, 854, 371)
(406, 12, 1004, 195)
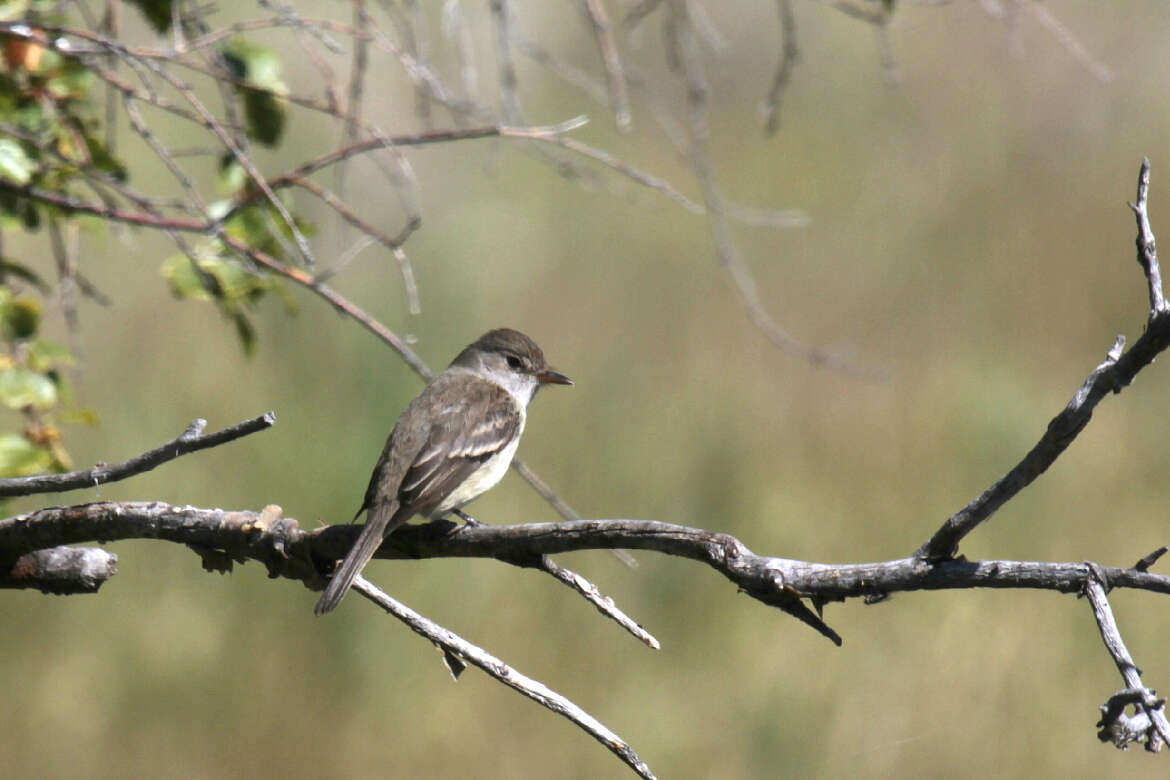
(398, 379, 521, 515)
(317, 375, 522, 616)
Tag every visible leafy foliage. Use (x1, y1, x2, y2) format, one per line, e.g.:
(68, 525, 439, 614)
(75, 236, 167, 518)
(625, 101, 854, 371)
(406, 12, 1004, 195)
(219, 39, 289, 147)
(0, 15, 306, 476)
(0, 283, 81, 477)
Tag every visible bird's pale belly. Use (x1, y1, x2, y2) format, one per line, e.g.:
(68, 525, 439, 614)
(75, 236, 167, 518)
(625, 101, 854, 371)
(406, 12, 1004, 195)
(432, 434, 522, 516)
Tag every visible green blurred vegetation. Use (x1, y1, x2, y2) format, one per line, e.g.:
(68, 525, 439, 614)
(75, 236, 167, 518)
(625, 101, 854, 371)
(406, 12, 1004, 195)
(3, 1, 1170, 778)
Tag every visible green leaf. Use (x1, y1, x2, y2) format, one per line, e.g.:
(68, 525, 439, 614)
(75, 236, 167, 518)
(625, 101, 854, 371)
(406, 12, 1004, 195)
(0, 433, 51, 477)
(124, 0, 174, 33)
(0, 189, 41, 229)
(224, 200, 314, 260)
(232, 312, 257, 356)
(217, 156, 246, 193)
(45, 59, 94, 100)
(219, 40, 286, 91)
(219, 39, 287, 147)
(0, 295, 40, 339)
(78, 124, 127, 181)
(161, 250, 282, 355)
(27, 339, 74, 371)
(0, 2, 32, 23)
(0, 367, 56, 409)
(241, 87, 286, 147)
(161, 254, 217, 302)
(62, 407, 99, 426)
(0, 137, 34, 185)
(161, 252, 277, 309)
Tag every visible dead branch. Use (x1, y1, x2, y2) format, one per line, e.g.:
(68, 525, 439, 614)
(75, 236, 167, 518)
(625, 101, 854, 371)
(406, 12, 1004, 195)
(1083, 569, 1170, 751)
(916, 159, 1170, 562)
(6, 502, 1170, 632)
(353, 575, 656, 779)
(0, 413, 276, 498)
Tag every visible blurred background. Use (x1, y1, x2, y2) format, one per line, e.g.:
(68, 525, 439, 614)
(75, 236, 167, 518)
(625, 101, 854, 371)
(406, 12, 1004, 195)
(3, 0, 1170, 777)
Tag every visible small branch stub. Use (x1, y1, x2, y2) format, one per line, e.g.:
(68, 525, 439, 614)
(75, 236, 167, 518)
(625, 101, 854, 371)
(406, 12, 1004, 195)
(1, 546, 117, 593)
(1130, 158, 1168, 316)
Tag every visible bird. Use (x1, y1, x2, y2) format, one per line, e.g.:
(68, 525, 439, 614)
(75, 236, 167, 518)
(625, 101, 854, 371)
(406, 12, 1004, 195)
(314, 328, 572, 615)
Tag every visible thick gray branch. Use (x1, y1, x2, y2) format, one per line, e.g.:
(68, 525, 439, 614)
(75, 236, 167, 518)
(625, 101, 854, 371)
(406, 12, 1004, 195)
(5, 504, 1170, 640)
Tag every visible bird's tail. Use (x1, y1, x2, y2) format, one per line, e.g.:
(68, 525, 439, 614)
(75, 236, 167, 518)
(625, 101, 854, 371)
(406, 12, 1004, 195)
(314, 504, 399, 615)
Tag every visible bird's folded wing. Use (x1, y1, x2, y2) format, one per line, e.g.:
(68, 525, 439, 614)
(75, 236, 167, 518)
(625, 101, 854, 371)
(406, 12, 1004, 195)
(398, 381, 521, 515)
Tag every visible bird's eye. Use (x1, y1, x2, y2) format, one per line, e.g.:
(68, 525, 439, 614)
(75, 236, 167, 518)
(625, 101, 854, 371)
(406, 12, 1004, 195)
(505, 354, 524, 371)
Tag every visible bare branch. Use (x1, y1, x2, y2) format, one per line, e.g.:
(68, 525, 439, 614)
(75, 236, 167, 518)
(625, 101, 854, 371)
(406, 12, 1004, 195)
(581, 0, 632, 130)
(441, 0, 480, 100)
(762, 0, 798, 134)
(1022, 0, 1113, 84)
(1084, 572, 1170, 751)
(915, 336, 1127, 561)
(666, 0, 866, 375)
(0, 413, 276, 498)
(17, 505, 1170, 645)
(494, 545, 659, 649)
(917, 161, 1170, 561)
(352, 575, 657, 779)
(489, 0, 524, 124)
(46, 216, 82, 358)
(509, 457, 637, 569)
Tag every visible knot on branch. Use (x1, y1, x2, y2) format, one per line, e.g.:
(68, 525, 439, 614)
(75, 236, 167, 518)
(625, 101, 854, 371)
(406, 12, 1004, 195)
(1098, 687, 1167, 752)
(3, 546, 117, 593)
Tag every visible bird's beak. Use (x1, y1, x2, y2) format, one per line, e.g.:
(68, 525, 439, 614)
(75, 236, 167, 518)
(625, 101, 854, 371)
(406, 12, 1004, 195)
(538, 369, 573, 386)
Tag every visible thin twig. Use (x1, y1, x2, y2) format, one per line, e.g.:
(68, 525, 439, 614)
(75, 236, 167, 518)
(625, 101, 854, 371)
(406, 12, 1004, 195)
(667, 0, 864, 374)
(140, 58, 319, 268)
(292, 177, 420, 254)
(510, 458, 638, 568)
(581, 0, 632, 130)
(351, 574, 657, 779)
(0, 413, 276, 497)
(1023, 0, 1113, 84)
(391, 245, 422, 315)
(762, 0, 798, 135)
(46, 217, 82, 358)
(334, 0, 371, 206)
(441, 0, 479, 101)
(489, 0, 524, 124)
(495, 543, 657, 647)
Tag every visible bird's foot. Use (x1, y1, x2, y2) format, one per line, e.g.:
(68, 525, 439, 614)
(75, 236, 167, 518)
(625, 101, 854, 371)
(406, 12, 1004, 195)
(451, 509, 482, 526)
